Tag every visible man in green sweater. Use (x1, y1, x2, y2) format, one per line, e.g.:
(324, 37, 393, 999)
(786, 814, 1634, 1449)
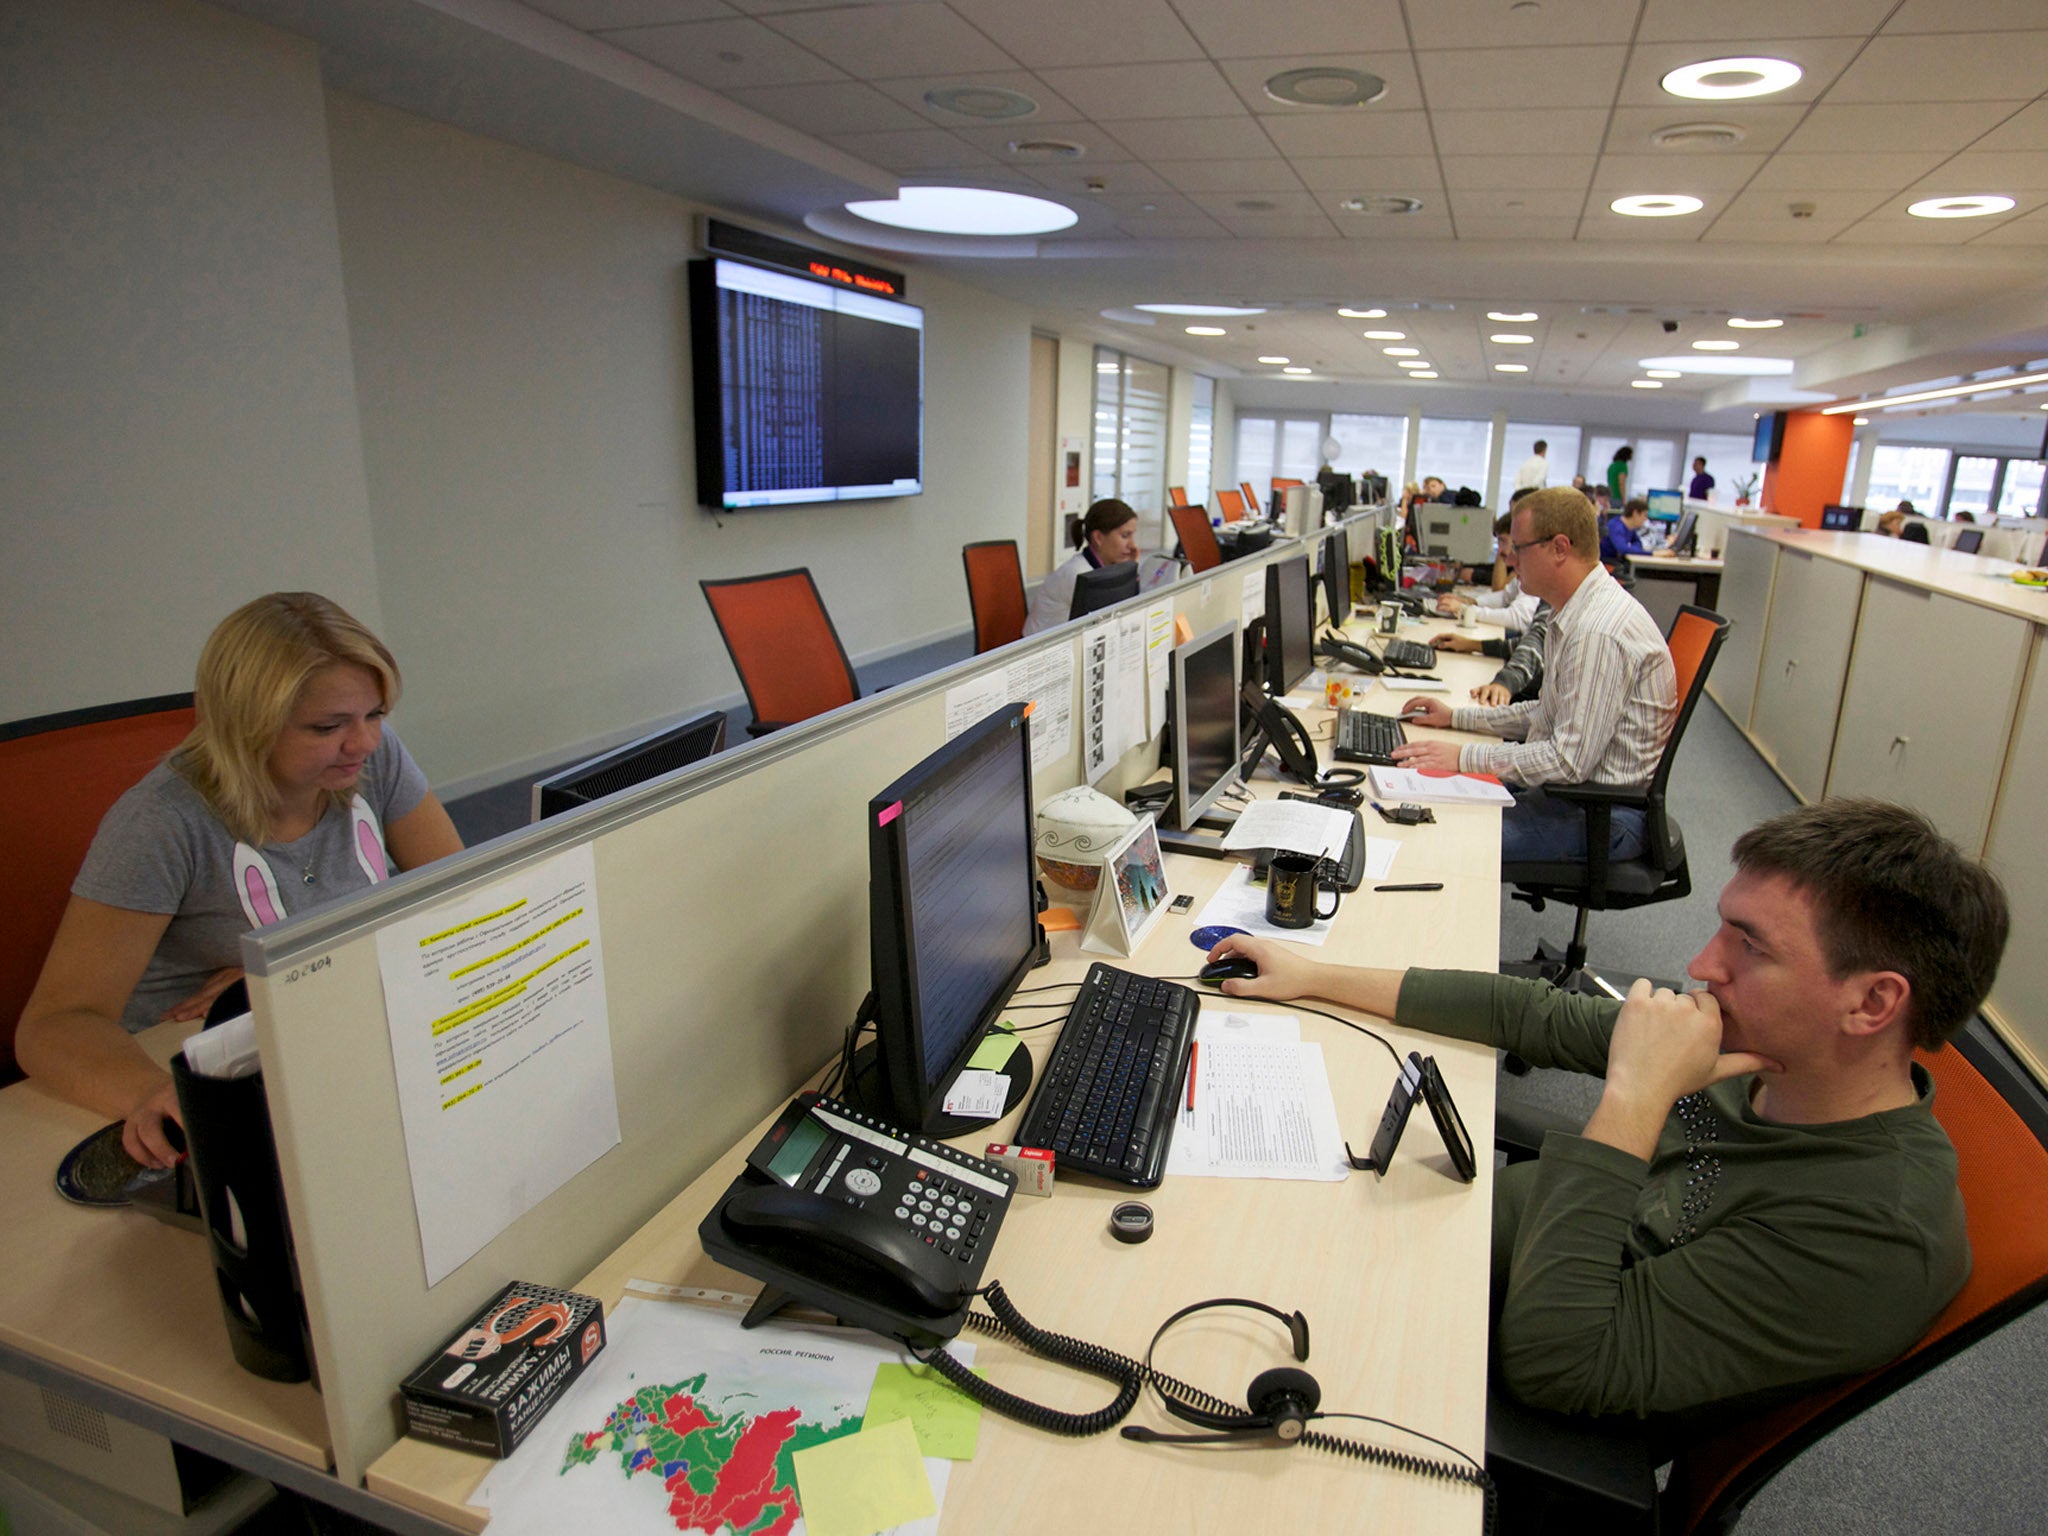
(1208, 799, 2008, 1422)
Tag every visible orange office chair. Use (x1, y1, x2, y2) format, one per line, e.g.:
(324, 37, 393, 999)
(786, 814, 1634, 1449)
(962, 540, 1028, 654)
(1, 694, 197, 1084)
(1168, 485, 1188, 507)
(1168, 504, 1224, 575)
(1239, 481, 1263, 517)
(1216, 489, 1247, 524)
(700, 569, 861, 736)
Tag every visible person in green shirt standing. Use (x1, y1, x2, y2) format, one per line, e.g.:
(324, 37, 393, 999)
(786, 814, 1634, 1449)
(1606, 444, 1633, 504)
(1207, 798, 2007, 1423)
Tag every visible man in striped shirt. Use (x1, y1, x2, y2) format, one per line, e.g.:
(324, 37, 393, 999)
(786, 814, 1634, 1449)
(1393, 487, 1676, 863)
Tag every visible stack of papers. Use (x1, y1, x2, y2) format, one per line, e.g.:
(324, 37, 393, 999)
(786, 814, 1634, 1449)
(1367, 765, 1514, 806)
(1165, 1013, 1350, 1182)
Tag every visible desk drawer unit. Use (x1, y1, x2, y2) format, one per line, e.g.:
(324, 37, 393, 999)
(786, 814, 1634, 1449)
(1748, 549, 1863, 802)
(1708, 531, 1779, 729)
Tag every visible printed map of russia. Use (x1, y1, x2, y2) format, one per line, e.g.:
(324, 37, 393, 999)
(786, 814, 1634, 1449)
(562, 1375, 858, 1536)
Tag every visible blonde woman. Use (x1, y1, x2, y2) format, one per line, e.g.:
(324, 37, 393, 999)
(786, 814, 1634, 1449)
(17, 593, 462, 1166)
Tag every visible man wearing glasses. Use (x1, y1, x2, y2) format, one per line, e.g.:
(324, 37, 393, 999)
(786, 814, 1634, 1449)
(1392, 487, 1675, 863)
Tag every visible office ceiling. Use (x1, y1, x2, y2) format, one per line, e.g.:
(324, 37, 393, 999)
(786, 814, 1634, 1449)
(219, 0, 2048, 418)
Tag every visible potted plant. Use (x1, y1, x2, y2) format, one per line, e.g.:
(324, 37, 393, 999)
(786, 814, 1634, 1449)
(1732, 472, 1758, 508)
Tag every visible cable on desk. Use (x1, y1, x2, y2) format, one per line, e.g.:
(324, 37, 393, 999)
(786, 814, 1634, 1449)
(918, 1281, 1144, 1437)
(1151, 981, 1405, 1070)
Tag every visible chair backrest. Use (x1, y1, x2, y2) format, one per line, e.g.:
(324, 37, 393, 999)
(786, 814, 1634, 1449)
(1952, 527, 1984, 554)
(0, 695, 197, 1083)
(1167, 485, 1187, 507)
(961, 540, 1027, 654)
(1675, 1026, 2048, 1532)
(700, 568, 860, 734)
(1640, 606, 1729, 870)
(1239, 481, 1261, 515)
(1216, 488, 1247, 524)
(1168, 504, 1224, 574)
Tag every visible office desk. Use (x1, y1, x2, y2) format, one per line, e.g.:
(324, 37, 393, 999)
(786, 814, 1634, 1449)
(1627, 553, 1723, 636)
(364, 638, 1510, 1535)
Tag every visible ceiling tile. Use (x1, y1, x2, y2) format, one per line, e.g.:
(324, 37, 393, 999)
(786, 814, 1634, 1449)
(1783, 101, 2028, 154)
(869, 71, 1084, 125)
(1447, 186, 1588, 219)
(825, 127, 992, 170)
(1603, 104, 1805, 155)
(1966, 207, 2048, 244)
(1439, 155, 1596, 191)
(1262, 110, 1436, 157)
(944, 119, 1138, 161)
(1416, 46, 1626, 110)
(731, 0, 937, 10)
(1828, 219, 2016, 245)
(1114, 214, 1232, 239)
(1884, 0, 2048, 33)
(1019, 160, 1181, 198)
(1405, 0, 1639, 51)
(1430, 109, 1609, 157)
(1158, 159, 1311, 193)
(1330, 211, 1459, 240)
(1973, 103, 2048, 153)
(945, 0, 1203, 69)
(1591, 153, 1766, 191)
(1211, 213, 1344, 238)
(1035, 60, 1242, 121)
(724, 80, 930, 133)
(1171, 0, 1410, 57)
(600, 16, 846, 87)
(1187, 189, 1330, 220)
(1103, 117, 1281, 161)
(1699, 217, 1864, 244)
(1913, 152, 2048, 192)
(1214, 54, 1423, 116)
(1745, 151, 1951, 189)
(1716, 185, 1891, 223)
(1826, 32, 2048, 103)
(760, 3, 1016, 77)
(1289, 155, 1445, 193)
(1636, 0, 1897, 43)
(1448, 216, 1583, 240)
(537, 1, 734, 28)
(1615, 37, 1860, 106)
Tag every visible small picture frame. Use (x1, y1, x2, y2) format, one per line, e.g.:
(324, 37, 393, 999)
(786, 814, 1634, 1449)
(1081, 817, 1172, 957)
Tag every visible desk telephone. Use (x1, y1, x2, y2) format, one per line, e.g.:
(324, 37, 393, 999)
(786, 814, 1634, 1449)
(1239, 682, 1364, 792)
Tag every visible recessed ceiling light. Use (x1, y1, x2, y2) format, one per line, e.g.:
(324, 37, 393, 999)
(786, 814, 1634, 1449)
(1487, 311, 1539, 323)
(1611, 194, 1704, 218)
(925, 86, 1039, 120)
(1490, 333, 1535, 345)
(1631, 379, 1664, 389)
(1397, 359, 1432, 368)
(1853, 416, 1871, 425)
(1185, 326, 1227, 336)
(1495, 363, 1529, 373)
(1338, 307, 1387, 319)
(1339, 195, 1424, 215)
(844, 186, 1076, 235)
(1283, 366, 1313, 375)
(1007, 138, 1086, 159)
(1692, 339, 1740, 351)
(1384, 346, 1420, 356)
(1134, 303, 1267, 316)
(1649, 122, 1747, 149)
(1647, 369, 1682, 379)
(1258, 355, 1290, 365)
(1728, 317, 1783, 329)
(1362, 329, 1406, 340)
(1410, 371, 1438, 379)
(1906, 195, 2016, 220)
(1264, 66, 1387, 109)
(1639, 354, 1794, 376)
(1660, 57, 1802, 101)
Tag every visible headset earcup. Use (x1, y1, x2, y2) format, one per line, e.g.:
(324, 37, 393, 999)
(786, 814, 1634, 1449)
(1248, 1366, 1322, 1440)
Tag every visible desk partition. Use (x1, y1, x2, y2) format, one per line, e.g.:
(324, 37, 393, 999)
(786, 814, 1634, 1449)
(243, 521, 1373, 1485)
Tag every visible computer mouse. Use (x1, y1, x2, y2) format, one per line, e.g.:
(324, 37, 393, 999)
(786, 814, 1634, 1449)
(1198, 957, 1260, 984)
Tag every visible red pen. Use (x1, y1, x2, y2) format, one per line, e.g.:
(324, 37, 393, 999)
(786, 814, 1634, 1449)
(1186, 1042, 1199, 1113)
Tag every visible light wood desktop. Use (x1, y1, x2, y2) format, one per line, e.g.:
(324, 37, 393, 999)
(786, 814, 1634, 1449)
(363, 629, 1512, 1535)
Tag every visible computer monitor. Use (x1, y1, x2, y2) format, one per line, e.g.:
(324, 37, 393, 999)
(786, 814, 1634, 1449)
(1821, 505, 1864, 531)
(1264, 554, 1314, 697)
(1647, 488, 1682, 520)
(1170, 623, 1242, 833)
(1669, 510, 1698, 557)
(1319, 527, 1351, 628)
(1418, 505, 1496, 565)
(1070, 560, 1139, 619)
(530, 710, 727, 820)
(1953, 527, 1985, 554)
(862, 703, 1039, 1133)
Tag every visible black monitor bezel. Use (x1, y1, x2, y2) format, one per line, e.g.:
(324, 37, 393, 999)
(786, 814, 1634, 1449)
(1070, 560, 1141, 620)
(530, 710, 728, 821)
(1264, 554, 1315, 696)
(1172, 622, 1243, 831)
(1669, 510, 1698, 556)
(866, 703, 1039, 1132)
(1320, 527, 1351, 629)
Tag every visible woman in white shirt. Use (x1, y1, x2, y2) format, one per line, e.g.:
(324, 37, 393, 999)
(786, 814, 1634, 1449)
(1023, 499, 1143, 636)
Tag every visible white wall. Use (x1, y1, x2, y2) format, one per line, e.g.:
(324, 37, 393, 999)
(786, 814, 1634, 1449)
(0, 0, 383, 722)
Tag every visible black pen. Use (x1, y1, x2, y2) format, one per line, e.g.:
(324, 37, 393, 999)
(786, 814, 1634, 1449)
(1375, 882, 1444, 893)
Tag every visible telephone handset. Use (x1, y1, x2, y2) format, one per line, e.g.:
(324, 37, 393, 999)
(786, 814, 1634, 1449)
(699, 1092, 1015, 1348)
(1317, 634, 1385, 675)
(1239, 683, 1363, 791)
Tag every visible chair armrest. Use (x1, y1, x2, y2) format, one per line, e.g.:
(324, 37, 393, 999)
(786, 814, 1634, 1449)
(1540, 781, 1651, 809)
(1487, 1389, 1659, 1530)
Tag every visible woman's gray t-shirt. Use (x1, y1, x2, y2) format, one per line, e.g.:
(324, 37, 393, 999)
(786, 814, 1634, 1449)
(72, 729, 428, 1032)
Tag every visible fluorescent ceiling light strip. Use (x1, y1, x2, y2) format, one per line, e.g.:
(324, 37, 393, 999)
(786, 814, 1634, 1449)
(1820, 369, 2048, 415)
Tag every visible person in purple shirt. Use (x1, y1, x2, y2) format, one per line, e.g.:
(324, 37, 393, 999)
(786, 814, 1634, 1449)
(1600, 498, 1652, 569)
(1689, 456, 1715, 501)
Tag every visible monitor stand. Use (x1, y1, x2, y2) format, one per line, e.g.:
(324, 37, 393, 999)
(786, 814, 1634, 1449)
(840, 1035, 1036, 1139)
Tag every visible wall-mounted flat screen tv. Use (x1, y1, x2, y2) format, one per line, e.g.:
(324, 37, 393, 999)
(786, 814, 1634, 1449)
(689, 257, 923, 510)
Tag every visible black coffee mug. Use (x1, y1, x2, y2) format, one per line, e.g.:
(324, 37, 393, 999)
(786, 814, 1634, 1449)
(1266, 853, 1341, 929)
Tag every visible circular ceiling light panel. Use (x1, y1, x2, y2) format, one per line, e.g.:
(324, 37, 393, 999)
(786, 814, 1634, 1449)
(1660, 57, 1802, 101)
(1383, 346, 1420, 357)
(1610, 194, 1704, 218)
(1727, 316, 1783, 328)
(1283, 366, 1313, 375)
(1646, 369, 1683, 379)
(1185, 326, 1227, 336)
(1362, 329, 1406, 340)
(1906, 195, 2016, 219)
(925, 86, 1039, 120)
(1264, 67, 1387, 109)
(1638, 354, 1794, 376)
(1007, 138, 1085, 159)
(1631, 379, 1664, 389)
(1397, 359, 1432, 368)
(1410, 371, 1438, 379)
(1487, 311, 1539, 323)
(1338, 307, 1387, 319)
(1258, 355, 1290, 365)
(1490, 333, 1535, 344)
(1649, 121, 1747, 149)
(1495, 363, 1529, 373)
(1339, 195, 1424, 215)
(1134, 302, 1268, 316)
(844, 186, 1076, 235)
(1692, 339, 1740, 351)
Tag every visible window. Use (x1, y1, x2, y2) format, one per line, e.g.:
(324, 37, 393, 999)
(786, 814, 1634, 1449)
(1185, 375, 1215, 508)
(1416, 417, 1492, 502)
(1495, 424, 1579, 506)
(1946, 456, 1998, 520)
(1092, 347, 1170, 541)
(1998, 459, 2045, 518)
(1586, 434, 1631, 490)
(1865, 445, 1951, 514)
(1235, 414, 1324, 504)
(1328, 413, 1407, 493)
(1683, 432, 1763, 506)
(1631, 438, 1680, 499)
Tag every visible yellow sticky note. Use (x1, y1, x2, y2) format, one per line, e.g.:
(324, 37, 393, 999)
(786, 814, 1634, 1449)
(965, 1029, 1017, 1072)
(864, 1361, 984, 1460)
(790, 1417, 936, 1536)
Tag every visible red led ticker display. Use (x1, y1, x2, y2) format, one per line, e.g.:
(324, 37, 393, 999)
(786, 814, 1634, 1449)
(808, 261, 899, 296)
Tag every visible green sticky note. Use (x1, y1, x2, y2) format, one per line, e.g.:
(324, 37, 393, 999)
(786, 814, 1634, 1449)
(791, 1416, 936, 1536)
(966, 1028, 1017, 1072)
(864, 1361, 984, 1460)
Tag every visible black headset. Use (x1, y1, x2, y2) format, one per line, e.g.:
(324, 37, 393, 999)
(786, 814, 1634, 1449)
(1121, 1297, 1322, 1447)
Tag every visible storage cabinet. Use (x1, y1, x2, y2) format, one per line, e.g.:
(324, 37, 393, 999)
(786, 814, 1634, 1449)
(1707, 530, 1778, 730)
(1983, 631, 2048, 1083)
(1747, 548, 1864, 802)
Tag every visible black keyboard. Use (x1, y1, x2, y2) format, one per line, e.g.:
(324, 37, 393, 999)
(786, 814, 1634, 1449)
(1014, 964, 1200, 1188)
(1333, 708, 1409, 764)
(1382, 638, 1438, 671)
